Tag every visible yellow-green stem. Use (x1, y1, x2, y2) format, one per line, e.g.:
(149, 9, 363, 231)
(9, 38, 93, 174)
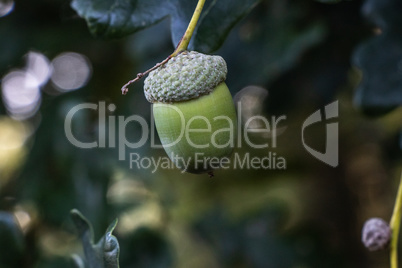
(121, 0, 206, 94)
(171, 0, 206, 56)
(390, 172, 402, 268)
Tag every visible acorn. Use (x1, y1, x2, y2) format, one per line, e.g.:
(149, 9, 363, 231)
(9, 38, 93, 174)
(144, 51, 237, 174)
(361, 217, 391, 251)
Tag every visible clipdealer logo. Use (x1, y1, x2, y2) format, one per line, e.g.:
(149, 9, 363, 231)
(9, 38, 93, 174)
(63, 101, 339, 171)
(302, 101, 339, 167)
(127, 151, 286, 173)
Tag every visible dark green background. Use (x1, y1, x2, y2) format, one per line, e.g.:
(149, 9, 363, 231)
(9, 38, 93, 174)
(0, 0, 401, 267)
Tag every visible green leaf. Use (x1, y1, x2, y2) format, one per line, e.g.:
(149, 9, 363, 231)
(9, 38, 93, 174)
(352, 0, 402, 116)
(71, 0, 261, 53)
(101, 219, 120, 268)
(71, 209, 120, 268)
(353, 32, 402, 116)
(191, 0, 261, 52)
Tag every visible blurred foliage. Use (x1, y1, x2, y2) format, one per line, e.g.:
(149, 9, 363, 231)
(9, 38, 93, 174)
(71, 0, 261, 53)
(0, 0, 401, 268)
(0, 212, 25, 268)
(70, 209, 119, 268)
(352, 0, 402, 116)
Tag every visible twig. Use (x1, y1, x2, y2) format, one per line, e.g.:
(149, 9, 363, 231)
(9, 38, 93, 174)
(121, 56, 171, 95)
(390, 171, 402, 268)
(171, 0, 206, 57)
(121, 0, 206, 95)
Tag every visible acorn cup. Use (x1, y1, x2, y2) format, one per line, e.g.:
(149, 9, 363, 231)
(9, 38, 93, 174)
(144, 51, 237, 174)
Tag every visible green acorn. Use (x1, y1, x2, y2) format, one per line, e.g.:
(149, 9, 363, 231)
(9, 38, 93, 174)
(144, 51, 237, 174)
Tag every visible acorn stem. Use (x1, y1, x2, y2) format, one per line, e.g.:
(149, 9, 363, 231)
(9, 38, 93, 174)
(121, 56, 172, 95)
(121, 0, 206, 94)
(390, 171, 402, 268)
(171, 0, 206, 57)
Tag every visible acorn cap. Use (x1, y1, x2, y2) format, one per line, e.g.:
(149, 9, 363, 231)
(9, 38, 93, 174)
(144, 51, 227, 103)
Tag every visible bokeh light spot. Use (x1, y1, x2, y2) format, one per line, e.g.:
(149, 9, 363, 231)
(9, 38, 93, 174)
(50, 52, 92, 92)
(0, 0, 14, 17)
(14, 210, 31, 232)
(0, 117, 31, 186)
(234, 85, 269, 128)
(2, 71, 42, 119)
(26, 51, 52, 86)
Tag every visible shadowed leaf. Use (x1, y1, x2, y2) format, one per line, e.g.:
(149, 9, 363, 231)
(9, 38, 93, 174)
(71, 0, 261, 53)
(71, 209, 120, 268)
(352, 0, 402, 116)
